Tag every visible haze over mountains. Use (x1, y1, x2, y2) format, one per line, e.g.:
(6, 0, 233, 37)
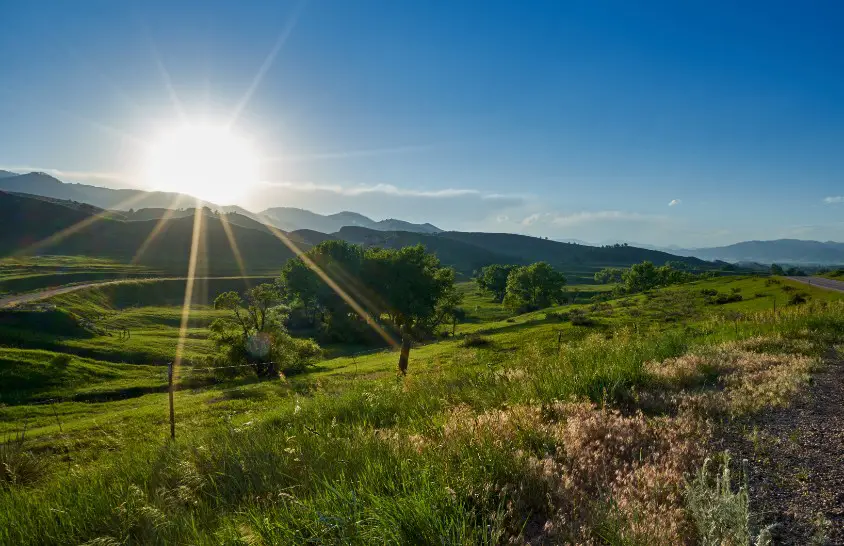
(0, 171, 442, 236)
(1, 189, 714, 281)
(2, 171, 843, 267)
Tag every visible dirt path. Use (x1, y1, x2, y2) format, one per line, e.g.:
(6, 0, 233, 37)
(717, 350, 844, 544)
(0, 276, 263, 309)
(787, 276, 844, 293)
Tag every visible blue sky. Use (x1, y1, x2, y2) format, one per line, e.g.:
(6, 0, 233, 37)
(1, 0, 842, 246)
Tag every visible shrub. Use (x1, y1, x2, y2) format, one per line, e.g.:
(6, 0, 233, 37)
(0, 433, 48, 488)
(708, 292, 742, 305)
(700, 288, 718, 297)
(461, 333, 492, 348)
(545, 311, 568, 322)
(685, 453, 773, 546)
(49, 353, 72, 369)
(569, 309, 593, 326)
(788, 292, 809, 306)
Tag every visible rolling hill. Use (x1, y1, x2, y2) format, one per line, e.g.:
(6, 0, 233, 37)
(0, 172, 202, 210)
(335, 226, 714, 279)
(1, 192, 298, 275)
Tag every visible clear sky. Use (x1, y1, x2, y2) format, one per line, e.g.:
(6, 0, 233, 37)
(1, 1, 842, 247)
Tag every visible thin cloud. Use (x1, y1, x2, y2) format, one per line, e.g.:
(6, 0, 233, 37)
(539, 210, 666, 227)
(668, 199, 681, 207)
(260, 180, 521, 200)
(824, 196, 843, 204)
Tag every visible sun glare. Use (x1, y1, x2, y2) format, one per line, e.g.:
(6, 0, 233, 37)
(144, 124, 260, 204)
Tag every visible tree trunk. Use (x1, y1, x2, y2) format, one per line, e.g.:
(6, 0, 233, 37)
(398, 324, 411, 375)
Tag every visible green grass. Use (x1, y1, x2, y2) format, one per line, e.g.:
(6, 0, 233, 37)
(0, 274, 842, 544)
(0, 256, 151, 295)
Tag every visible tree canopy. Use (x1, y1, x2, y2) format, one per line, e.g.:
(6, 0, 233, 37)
(210, 283, 321, 377)
(476, 264, 518, 302)
(503, 262, 567, 311)
(281, 241, 460, 373)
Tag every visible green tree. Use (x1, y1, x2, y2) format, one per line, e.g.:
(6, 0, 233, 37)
(281, 240, 370, 341)
(503, 262, 567, 311)
(770, 263, 785, 276)
(594, 267, 624, 284)
(476, 264, 518, 301)
(622, 261, 660, 292)
(363, 245, 458, 374)
(210, 284, 321, 376)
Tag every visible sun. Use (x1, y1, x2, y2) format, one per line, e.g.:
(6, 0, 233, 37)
(144, 123, 261, 204)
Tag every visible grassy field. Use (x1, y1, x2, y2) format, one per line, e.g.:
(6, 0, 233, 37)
(0, 256, 154, 295)
(1, 274, 843, 544)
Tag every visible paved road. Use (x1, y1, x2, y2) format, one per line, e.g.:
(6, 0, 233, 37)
(786, 276, 844, 293)
(0, 276, 265, 309)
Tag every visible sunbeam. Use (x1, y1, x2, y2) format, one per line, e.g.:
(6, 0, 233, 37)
(255, 214, 399, 348)
(130, 194, 188, 265)
(227, 2, 305, 129)
(13, 191, 154, 257)
(217, 212, 251, 286)
(173, 203, 204, 373)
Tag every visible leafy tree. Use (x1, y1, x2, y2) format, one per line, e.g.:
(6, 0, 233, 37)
(476, 264, 518, 301)
(363, 245, 459, 374)
(621, 261, 661, 293)
(785, 266, 806, 276)
(281, 240, 370, 341)
(594, 267, 624, 284)
(770, 263, 785, 276)
(210, 284, 321, 376)
(503, 262, 567, 311)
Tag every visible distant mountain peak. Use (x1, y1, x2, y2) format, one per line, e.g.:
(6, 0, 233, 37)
(258, 206, 441, 235)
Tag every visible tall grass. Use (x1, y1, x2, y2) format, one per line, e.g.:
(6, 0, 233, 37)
(1, 300, 841, 544)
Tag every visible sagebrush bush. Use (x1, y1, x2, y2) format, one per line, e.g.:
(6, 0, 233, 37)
(685, 453, 773, 546)
(49, 353, 72, 369)
(0, 435, 48, 488)
(461, 333, 491, 347)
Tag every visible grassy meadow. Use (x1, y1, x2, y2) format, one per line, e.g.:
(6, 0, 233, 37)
(1, 272, 843, 544)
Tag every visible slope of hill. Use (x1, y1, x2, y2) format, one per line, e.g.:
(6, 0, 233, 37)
(0, 170, 18, 179)
(0, 172, 206, 210)
(289, 229, 337, 246)
(682, 239, 844, 265)
(437, 231, 712, 269)
(260, 206, 442, 235)
(336, 226, 512, 276)
(1, 192, 298, 274)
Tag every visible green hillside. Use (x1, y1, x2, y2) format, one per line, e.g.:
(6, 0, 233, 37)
(336, 226, 717, 280)
(1, 192, 299, 275)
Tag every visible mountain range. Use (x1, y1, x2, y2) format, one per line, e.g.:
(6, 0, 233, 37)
(1, 190, 714, 281)
(2, 171, 843, 268)
(0, 171, 442, 235)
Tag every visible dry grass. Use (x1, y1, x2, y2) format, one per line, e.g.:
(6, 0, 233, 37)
(421, 336, 823, 544)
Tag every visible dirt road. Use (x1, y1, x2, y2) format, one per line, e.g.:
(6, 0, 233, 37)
(0, 276, 264, 309)
(786, 276, 844, 293)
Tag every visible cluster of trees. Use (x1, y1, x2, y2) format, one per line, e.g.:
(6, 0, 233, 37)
(476, 262, 567, 311)
(594, 261, 701, 293)
(770, 264, 806, 276)
(212, 240, 462, 375)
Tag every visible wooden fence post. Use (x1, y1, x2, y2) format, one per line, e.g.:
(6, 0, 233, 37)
(168, 362, 175, 440)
